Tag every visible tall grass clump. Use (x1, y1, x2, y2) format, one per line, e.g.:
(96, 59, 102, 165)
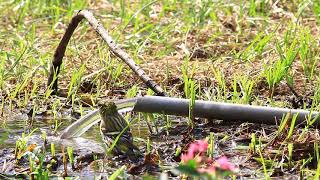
(181, 57, 197, 128)
(237, 31, 273, 61)
(212, 68, 227, 101)
(249, 0, 269, 17)
(312, 78, 320, 107)
(298, 28, 318, 80)
(231, 75, 254, 104)
(8, 0, 87, 29)
(181, 0, 216, 26)
(264, 28, 299, 97)
(314, 1, 320, 23)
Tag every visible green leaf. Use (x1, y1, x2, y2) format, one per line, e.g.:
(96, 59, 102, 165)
(176, 164, 200, 176)
(109, 165, 126, 180)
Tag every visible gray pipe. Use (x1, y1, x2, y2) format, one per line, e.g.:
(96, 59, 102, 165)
(61, 96, 320, 139)
(133, 96, 319, 125)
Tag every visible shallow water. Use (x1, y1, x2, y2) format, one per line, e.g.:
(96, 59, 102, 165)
(2, 107, 263, 178)
(0, 107, 268, 178)
(0, 107, 157, 178)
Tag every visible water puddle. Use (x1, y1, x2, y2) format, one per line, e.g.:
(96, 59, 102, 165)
(0, 107, 262, 178)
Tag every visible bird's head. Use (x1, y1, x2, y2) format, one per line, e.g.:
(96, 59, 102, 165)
(98, 101, 118, 117)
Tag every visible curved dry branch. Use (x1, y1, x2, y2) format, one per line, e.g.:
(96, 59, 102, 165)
(47, 10, 166, 96)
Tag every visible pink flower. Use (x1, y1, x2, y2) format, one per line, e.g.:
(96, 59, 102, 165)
(188, 143, 198, 156)
(197, 156, 236, 175)
(197, 166, 216, 174)
(181, 140, 209, 163)
(196, 140, 208, 153)
(181, 153, 193, 162)
(206, 158, 213, 165)
(215, 156, 236, 172)
(178, 139, 237, 177)
(181, 152, 203, 163)
(187, 140, 208, 156)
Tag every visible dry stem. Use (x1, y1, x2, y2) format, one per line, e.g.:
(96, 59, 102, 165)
(47, 10, 166, 96)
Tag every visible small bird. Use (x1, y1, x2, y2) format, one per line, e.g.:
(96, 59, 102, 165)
(99, 102, 142, 161)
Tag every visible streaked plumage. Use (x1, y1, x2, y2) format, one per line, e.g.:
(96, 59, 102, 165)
(99, 102, 142, 160)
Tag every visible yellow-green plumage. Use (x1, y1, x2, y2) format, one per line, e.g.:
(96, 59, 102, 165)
(99, 102, 142, 160)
